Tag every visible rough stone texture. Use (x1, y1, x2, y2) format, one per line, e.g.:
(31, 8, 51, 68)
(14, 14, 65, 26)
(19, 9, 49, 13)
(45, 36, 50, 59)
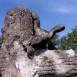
(0, 7, 77, 77)
(2, 7, 34, 46)
(1, 7, 65, 58)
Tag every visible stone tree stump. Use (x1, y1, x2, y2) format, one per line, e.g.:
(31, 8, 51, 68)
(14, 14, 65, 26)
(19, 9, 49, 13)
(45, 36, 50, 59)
(0, 7, 77, 77)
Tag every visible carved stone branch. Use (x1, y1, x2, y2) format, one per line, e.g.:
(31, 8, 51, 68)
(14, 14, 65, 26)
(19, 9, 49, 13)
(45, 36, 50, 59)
(0, 7, 76, 77)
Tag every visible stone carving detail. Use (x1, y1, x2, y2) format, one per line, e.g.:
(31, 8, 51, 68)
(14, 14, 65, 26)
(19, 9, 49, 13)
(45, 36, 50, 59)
(0, 7, 77, 77)
(1, 7, 65, 58)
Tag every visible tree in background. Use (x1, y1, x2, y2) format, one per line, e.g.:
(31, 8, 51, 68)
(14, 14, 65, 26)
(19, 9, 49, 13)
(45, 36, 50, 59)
(50, 34, 59, 49)
(57, 26, 77, 50)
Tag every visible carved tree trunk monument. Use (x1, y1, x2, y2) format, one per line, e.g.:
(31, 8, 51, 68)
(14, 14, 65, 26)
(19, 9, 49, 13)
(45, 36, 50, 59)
(0, 7, 77, 77)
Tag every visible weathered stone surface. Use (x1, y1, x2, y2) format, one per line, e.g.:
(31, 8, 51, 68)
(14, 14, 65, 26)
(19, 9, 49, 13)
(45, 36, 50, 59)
(2, 7, 34, 46)
(1, 7, 65, 58)
(0, 41, 77, 77)
(1, 7, 77, 77)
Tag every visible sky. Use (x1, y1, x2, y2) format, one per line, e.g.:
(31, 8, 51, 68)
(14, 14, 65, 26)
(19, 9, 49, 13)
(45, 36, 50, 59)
(0, 0, 77, 37)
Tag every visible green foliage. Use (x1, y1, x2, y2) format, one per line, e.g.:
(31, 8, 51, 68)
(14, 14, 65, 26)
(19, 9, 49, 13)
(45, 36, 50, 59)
(58, 26, 77, 50)
(50, 34, 59, 49)
(50, 26, 77, 50)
